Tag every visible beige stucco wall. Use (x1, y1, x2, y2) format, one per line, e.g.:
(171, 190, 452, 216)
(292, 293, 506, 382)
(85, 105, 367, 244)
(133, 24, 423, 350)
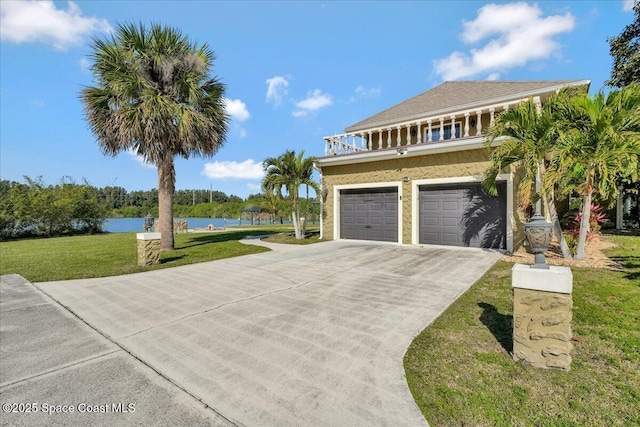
(320, 148, 524, 248)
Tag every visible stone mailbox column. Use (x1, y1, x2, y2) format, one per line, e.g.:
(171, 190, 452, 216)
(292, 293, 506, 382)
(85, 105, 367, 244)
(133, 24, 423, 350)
(137, 233, 161, 266)
(512, 263, 573, 371)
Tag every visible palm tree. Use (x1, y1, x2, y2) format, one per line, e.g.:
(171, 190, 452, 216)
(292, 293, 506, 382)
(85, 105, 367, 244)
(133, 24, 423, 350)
(262, 150, 319, 239)
(484, 96, 574, 258)
(262, 190, 283, 224)
(548, 84, 640, 259)
(81, 23, 228, 250)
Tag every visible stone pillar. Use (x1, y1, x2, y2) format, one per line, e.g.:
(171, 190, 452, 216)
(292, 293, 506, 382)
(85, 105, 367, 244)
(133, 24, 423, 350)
(137, 233, 161, 266)
(512, 263, 573, 371)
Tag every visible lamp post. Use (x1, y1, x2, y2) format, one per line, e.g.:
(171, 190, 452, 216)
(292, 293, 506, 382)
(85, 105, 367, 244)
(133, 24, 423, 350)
(143, 213, 155, 232)
(524, 169, 553, 269)
(524, 213, 553, 269)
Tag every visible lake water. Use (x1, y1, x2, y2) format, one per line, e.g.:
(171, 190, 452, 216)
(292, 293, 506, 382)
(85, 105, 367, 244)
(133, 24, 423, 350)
(103, 217, 247, 233)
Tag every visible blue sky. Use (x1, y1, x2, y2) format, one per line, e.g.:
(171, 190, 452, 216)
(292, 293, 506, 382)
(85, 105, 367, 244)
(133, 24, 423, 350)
(0, 0, 637, 198)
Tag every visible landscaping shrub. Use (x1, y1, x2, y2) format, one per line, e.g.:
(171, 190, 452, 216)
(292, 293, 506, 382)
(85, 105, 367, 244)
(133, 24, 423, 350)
(0, 177, 109, 239)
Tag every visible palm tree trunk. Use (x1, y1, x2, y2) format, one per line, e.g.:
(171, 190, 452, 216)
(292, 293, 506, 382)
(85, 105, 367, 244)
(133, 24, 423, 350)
(157, 158, 175, 251)
(576, 170, 595, 260)
(304, 184, 309, 235)
(546, 196, 573, 259)
(291, 209, 301, 239)
(540, 162, 572, 259)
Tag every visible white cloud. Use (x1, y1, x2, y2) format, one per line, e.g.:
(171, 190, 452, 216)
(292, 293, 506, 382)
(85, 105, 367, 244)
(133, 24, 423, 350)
(126, 149, 155, 169)
(265, 76, 289, 106)
(623, 0, 638, 11)
(292, 89, 332, 116)
(201, 159, 264, 180)
(223, 98, 250, 122)
(433, 2, 575, 81)
(355, 85, 382, 98)
(247, 182, 262, 191)
(0, 0, 112, 51)
(78, 57, 90, 73)
(239, 128, 247, 138)
(347, 85, 382, 103)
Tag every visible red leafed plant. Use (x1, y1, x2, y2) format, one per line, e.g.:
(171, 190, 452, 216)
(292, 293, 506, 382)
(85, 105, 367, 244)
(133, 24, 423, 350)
(568, 203, 608, 241)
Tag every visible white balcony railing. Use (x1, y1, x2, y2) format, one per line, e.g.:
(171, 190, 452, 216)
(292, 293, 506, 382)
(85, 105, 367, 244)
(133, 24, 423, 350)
(324, 134, 368, 156)
(323, 96, 540, 157)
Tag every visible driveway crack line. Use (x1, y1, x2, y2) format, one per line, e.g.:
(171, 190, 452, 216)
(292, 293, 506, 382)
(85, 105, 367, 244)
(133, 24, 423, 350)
(0, 302, 51, 314)
(0, 349, 121, 389)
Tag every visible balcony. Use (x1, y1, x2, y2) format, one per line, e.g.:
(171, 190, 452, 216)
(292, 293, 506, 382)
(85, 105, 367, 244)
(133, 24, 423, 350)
(322, 96, 541, 157)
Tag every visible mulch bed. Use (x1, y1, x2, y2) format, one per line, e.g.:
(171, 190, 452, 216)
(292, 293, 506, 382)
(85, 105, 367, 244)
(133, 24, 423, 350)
(500, 235, 621, 269)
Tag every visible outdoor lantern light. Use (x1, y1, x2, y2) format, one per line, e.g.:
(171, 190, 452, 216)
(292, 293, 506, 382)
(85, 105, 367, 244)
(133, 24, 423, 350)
(524, 213, 553, 269)
(143, 213, 155, 232)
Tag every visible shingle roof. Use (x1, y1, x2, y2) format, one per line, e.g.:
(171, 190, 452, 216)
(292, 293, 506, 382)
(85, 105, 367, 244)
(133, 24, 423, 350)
(345, 80, 589, 132)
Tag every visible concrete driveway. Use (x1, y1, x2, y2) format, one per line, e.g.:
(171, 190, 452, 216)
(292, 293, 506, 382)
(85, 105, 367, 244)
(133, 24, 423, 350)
(1, 240, 500, 426)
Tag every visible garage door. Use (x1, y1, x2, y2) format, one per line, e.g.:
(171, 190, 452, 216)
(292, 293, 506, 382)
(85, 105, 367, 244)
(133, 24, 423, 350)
(419, 183, 506, 249)
(340, 188, 398, 242)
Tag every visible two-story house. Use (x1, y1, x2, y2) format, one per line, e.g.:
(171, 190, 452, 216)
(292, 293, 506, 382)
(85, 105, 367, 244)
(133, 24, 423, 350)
(315, 80, 590, 252)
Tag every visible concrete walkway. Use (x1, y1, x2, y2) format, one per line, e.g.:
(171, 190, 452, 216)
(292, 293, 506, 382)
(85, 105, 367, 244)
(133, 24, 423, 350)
(1, 240, 501, 426)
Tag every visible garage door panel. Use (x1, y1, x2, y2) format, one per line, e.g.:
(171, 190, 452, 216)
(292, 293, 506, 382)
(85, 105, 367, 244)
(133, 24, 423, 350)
(340, 188, 398, 242)
(442, 217, 459, 227)
(442, 201, 460, 211)
(422, 217, 438, 226)
(442, 233, 460, 244)
(369, 230, 383, 240)
(419, 183, 506, 249)
(422, 202, 438, 211)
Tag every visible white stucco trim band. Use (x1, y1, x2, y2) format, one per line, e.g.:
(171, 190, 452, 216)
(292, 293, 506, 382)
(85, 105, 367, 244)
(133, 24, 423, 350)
(410, 174, 514, 252)
(333, 182, 403, 244)
(316, 136, 506, 167)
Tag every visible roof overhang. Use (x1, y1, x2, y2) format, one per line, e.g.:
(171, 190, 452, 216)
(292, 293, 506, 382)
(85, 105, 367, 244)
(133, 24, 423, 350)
(345, 79, 591, 133)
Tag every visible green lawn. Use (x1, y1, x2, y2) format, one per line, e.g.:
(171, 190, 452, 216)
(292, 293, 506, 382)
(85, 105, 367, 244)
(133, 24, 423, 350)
(0, 228, 287, 282)
(404, 234, 640, 427)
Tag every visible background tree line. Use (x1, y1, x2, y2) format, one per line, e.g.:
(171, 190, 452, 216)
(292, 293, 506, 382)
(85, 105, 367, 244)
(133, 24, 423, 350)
(0, 176, 319, 239)
(98, 186, 242, 210)
(0, 177, 108, 238)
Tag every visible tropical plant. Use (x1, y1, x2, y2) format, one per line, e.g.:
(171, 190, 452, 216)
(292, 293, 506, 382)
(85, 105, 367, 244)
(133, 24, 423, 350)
(566, 203, 608, 246)
(262, 190, 285, 224)
(483, 96, 576, 258)
(262, 150, 319, 239)
(606, 1, 640, 88)
(546, 84, 640, 259)
(81, 22, 228, 250)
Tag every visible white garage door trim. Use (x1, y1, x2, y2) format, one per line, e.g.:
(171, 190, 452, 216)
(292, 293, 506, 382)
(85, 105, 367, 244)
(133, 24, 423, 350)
(411, 174, 513, 252)
(334, 182, 403, 243)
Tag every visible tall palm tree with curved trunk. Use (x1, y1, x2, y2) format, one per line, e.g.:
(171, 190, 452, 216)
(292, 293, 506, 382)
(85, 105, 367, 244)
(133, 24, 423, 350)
(81, 23, 228, 250)
(548, 84, 640, 259)
(262, 150, 319, 239)
(484, 96, 576, 258)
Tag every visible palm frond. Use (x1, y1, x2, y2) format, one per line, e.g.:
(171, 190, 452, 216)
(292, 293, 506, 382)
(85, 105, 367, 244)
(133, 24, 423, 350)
(80, 22, 228, 167)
